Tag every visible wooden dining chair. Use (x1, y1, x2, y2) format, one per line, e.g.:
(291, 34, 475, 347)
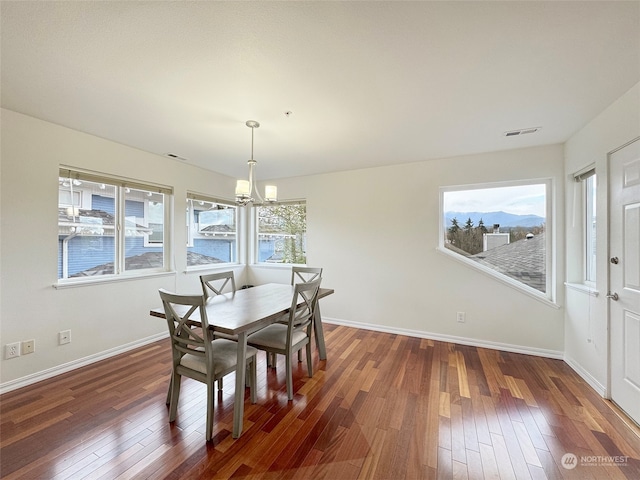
(265, 266, 324, 367)
(247, 278, 321, 400)
(284, 266, 323, 363)
(164, 273, 236, 403)
(159, 288, 258, 441)
(200, 271, 236, 299)
(199, 271, 239, 391)
(290, 266, 323, 285)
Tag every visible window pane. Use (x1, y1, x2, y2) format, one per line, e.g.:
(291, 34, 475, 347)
(257, 203, 306, 264)
(187, 200, 237, 266)
(585, 175, 597, 282)
(442, 183, 547, 293)
(124, 188, 164, 271)
(58, 178, 117, 278)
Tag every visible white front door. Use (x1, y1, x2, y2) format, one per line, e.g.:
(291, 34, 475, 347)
(609, 136, 640, 425)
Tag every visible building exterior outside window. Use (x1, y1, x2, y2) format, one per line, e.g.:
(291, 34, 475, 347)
(186, 194, 238, 267)
(58, 168, 171, 281)
(440, 180, 552, 298)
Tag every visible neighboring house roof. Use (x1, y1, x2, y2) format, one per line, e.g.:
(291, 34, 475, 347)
(58, 208, 152, 236)
(200, 224, 236, 235)
(70, 251, 224, 277)
(471, 233, 545, 292)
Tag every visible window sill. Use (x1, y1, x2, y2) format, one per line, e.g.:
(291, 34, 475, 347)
(54, 270, 175, 289)
(251, 263, 305, 270)
(184, 263, 242, 274)
(436, 247, 559, 309)
(564, 282, 599, 297)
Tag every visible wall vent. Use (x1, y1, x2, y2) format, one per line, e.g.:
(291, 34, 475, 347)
(504, 127, 541, 137)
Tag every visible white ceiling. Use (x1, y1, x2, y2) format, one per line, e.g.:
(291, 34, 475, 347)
(2, 1, 639, 181)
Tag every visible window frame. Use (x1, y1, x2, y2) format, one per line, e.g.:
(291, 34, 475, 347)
(56, 166, 173, 286)
(143, 198, 166, 247)
(185, 192, 240, 270)
(574, 167, 597, 285)
(438, 178, 556, 305)
(251, 200, 308, 266)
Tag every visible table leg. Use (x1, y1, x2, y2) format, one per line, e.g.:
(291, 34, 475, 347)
(232, 331, 248, 439)
(314, 303, 327, 360)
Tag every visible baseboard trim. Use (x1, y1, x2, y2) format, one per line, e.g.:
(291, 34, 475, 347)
(563, 354, 607, 396)
(3, 321, 597, 397)
(324, 318, 608, 398)
(323, 317, 564, 359)
(0, 332, 168, 395)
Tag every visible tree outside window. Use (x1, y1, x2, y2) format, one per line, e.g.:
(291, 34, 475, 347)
(441, 181, 550, 296)
(257, 203, 306, 264)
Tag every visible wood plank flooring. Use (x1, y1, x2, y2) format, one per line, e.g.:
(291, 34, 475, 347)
(1, 324, 639, 479)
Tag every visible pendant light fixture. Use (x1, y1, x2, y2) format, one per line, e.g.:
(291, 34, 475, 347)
(235, 120, 277, 206)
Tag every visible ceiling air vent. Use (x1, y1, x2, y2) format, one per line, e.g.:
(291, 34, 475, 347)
(165, 153, 188, 161)
(503, 127, 541, 137)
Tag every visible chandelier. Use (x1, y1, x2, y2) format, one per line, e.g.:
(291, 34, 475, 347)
(235, 120, 277, 206)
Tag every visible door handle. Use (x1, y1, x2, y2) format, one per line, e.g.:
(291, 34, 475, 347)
(606, 292, 619, 301)
(610, 257, 619, 264)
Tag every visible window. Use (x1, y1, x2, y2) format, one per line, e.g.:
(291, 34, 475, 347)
(585, 174, 597, 282)
(186, 193, 238, 267)
(58, 168, 172, 281)
(256, 202, 306, 264)
(575, 168, 597, 283)
(440, 180, 552, 298)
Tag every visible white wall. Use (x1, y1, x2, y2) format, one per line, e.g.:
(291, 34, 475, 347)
(254, 144, 566, 354)
(1, 108, 567, 392)
(0, 109, 246, 388)
(563, 82, 640, 394)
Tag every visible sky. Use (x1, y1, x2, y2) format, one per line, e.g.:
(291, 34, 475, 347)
(443, 184, 546, 217)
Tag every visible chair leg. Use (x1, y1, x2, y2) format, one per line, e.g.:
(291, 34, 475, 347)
(286, 353, 293, 401)
(165, 375, 172, 405)
(205, 381, 214, 442)
(249, 356, 257, 404)
(298, 350, 302, 362)
(306, 342, 313, 378)
(168, 373, 181, 422)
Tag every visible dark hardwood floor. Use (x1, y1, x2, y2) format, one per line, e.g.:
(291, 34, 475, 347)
(1, 324, 639, 479)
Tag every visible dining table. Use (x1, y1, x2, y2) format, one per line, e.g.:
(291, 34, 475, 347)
(150, 282, 334, 438)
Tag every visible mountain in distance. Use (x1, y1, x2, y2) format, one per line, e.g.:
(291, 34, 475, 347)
(444, 211, 545, 229)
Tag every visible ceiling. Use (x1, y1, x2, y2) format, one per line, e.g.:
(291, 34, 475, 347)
(2, 1, 639, 181)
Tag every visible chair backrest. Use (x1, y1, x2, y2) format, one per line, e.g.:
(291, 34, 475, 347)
(159, 288, 212, 365)
(200, 271, 236, 299)
(287, 278, 322, 340)
(290, 266, 323, 285)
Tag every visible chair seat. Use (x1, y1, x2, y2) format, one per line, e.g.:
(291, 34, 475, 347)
(246, 279, 320, 401)
(180, 339, 258, 375)
(159, 288, 259, 442)
(248, 324, 307, 350)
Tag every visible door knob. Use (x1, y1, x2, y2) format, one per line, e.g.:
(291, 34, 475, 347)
(606, 292, 619, 301)
(610, 257, 619, 264)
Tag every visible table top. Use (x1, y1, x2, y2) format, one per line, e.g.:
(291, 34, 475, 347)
(151, 283, 334, 336)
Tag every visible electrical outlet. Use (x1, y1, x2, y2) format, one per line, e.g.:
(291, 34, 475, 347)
(59, 330, 71, 345)
(5, 342, 20, 359)
(22, 339, 35, 354)
(457, 312, 466, 323)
